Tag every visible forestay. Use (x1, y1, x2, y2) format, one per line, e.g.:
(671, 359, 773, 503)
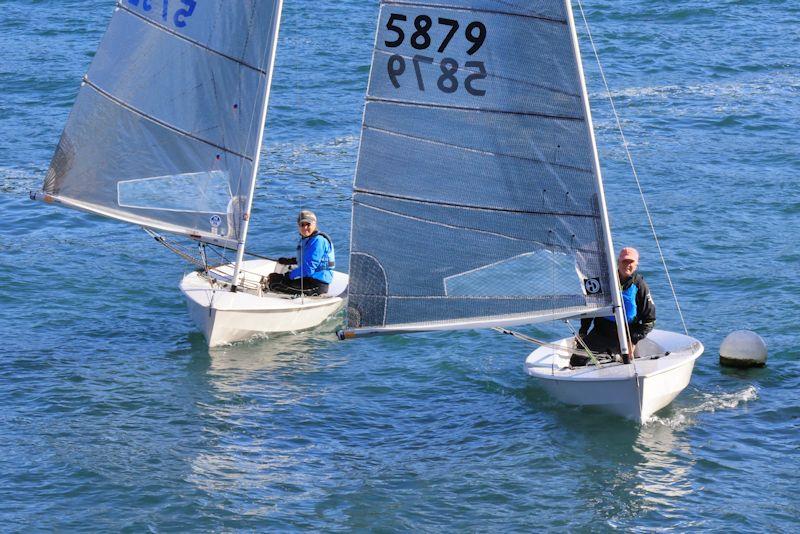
(39, 0, 282, 248)
(346, 0, 616, 333)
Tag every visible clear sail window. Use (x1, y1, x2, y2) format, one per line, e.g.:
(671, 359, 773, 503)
(117, 170, 232, 213)
(444, 250, 583, 297)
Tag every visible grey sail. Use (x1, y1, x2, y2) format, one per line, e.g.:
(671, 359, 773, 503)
(39, 1, 283, 248)
(346, 0, 616, 333)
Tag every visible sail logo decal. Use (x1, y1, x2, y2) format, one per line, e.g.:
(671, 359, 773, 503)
(382, 12, 487, 96)
(584, 278, 602, 294)
(126, 0, 197, 29)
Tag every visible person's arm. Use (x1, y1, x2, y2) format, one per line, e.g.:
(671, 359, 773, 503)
(289, 236, 325, 280)
(630, 277, 656, 343)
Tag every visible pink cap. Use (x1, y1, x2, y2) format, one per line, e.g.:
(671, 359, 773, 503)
(618, 247, 639, 262)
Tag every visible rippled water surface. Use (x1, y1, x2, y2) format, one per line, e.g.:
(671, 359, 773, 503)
(1, 0, 798, 531)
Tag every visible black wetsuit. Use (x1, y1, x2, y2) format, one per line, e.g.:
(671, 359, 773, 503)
(571, 272, 656, 366)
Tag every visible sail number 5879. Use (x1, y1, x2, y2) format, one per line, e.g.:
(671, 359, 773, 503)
(383, 13, 487, 96)
(384, 13, 486, 54)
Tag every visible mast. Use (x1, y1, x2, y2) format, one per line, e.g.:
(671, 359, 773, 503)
(231, 0, 285, 291)
(564, 0, 631, 361)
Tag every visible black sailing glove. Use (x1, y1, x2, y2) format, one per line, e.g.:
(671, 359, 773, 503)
(630, 321, 655, 344)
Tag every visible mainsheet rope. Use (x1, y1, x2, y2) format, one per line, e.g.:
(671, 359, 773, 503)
(576, 0, 689, 336)
(144, 228, 270, 290)
(493, 327, 600, 361)
(564, 320, 599, 366)
(144, 227, 204, 268)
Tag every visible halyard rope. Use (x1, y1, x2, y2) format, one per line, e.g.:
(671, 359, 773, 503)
(576, 0, 689, 336)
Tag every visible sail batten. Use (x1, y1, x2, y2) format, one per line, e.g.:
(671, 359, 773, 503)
(354, 200, 558, 247)
(117, 4, 270, 75)
(346, 0, 614, 331)
(355, 191, 598, 219)
(365, 98, 584, 121)
(382, 1, 568, 24)
(82, 79, 254, 162)
(360, 125, 593, 173)
(354, 199, 605, 257)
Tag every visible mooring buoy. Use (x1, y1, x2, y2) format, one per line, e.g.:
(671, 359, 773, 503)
(719, 330, 767, 368)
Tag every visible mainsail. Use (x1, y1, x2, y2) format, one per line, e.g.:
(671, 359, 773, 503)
(346, 0, 621, 334)
(37, 0, 283, 249)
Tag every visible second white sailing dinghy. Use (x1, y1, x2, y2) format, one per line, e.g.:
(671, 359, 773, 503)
(32, 1, 347, 347)
(339, 0, 702, 423)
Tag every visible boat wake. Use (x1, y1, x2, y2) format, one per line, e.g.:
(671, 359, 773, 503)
(592, 71, 800, 101)
(646, 385, 758, 428)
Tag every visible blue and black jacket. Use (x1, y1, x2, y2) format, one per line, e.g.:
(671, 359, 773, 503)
(579, 272, 656, 344)
(288, 231, 335, 285)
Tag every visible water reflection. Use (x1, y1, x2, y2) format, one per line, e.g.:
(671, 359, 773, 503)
(184, 326, 349, 520)
(517, 384, 698, 526)
(208, 330, 338, 374)
(521, 383, 760, 528)
(630, 421, 695, 517)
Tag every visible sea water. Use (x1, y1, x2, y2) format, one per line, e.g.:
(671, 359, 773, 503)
(1, 0, 798, 530)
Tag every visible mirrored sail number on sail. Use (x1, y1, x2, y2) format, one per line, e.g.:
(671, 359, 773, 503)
(126, 0, 196, 28)
(384, 13, 487, 96)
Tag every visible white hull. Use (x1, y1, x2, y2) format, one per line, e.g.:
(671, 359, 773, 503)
(180, 259, 348, 347)
(524, 330, 703, 423)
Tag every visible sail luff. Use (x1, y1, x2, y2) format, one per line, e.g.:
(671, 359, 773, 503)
(231, 0, 285, 289)
(563, 0, 630, 356)
(344, 3, 386, 305)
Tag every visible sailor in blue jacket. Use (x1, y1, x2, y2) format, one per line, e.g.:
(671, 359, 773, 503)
(266, 209, 335, 296)
(571, 247, 656, 366)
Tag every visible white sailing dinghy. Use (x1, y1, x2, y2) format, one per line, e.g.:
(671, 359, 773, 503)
(32, 0, 347, 347)
(522, 330, 703, 423)
(339, 0, 702, 423)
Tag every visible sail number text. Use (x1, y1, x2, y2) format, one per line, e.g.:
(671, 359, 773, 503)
(126, 0, 196, 28)
(384, 13, 487, 96)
